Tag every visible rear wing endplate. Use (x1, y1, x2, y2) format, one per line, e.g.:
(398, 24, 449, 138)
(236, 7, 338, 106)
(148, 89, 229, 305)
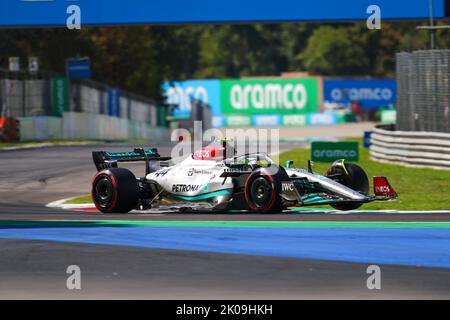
(92, 148, 171, 174)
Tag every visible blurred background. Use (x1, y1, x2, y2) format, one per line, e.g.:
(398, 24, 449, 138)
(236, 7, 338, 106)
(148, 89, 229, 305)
(0, 1, 449, 148)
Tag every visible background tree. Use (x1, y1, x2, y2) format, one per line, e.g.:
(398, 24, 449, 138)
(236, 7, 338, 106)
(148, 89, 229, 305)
(300, 25, 370, 76)
(1, 21, 447, 101)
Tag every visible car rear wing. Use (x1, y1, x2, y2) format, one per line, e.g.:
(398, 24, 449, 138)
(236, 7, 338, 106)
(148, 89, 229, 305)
(92, 148, 171, 174)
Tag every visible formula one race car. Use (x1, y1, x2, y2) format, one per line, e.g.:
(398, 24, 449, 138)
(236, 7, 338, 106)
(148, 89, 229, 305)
(91, 140, 397, 213)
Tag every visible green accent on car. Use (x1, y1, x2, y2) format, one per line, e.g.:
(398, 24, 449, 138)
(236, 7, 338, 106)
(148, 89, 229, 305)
(301, 194, 326, 204)
(105, 149, 155, 158)
(341, 159, 349, 175)
(174, 190, 231, 201)
(285, 160, 294, 168)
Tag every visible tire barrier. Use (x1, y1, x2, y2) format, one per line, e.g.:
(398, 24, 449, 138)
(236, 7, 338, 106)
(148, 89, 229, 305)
(370, 125, 450, 170)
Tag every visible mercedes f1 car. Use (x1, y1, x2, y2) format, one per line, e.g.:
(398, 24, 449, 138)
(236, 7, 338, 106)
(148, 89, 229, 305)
(91, 140, 397, 213)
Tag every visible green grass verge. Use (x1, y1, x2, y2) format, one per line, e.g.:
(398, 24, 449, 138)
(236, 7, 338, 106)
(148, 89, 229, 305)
(64, 139, 450, 210)
(279, 139, 450, 211)
(65, 195, 92, 204)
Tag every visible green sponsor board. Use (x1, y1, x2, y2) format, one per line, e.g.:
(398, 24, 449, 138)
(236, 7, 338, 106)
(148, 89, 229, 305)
(220, 78, 319, 115)
(51, 77, 69, 117)
(311, 141, 359, 162)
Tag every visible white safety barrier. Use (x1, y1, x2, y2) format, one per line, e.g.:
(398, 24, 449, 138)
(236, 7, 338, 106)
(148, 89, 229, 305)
(18, 112, 169, 142)
(370, 125, 450, 170)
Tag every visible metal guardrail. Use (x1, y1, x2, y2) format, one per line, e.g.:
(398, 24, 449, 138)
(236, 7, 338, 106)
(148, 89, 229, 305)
(370, 125, 450, 170)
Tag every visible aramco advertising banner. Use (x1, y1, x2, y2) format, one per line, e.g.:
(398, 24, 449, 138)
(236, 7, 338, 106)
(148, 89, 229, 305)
(324, 79, 396, 110)
(162, 80, 221, 119)
(163, 78, 321, 127)
(220, 79, 320, 115)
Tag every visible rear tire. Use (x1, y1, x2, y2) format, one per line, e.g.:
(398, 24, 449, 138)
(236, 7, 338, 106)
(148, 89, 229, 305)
(92, 168, 138, 213)
(244, 167, 284, 213)
(326, 162, 369, 211)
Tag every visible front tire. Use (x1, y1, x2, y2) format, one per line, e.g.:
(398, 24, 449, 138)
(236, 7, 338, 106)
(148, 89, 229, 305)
(92, 168, 138, 213)
(326, 162, 369, 211)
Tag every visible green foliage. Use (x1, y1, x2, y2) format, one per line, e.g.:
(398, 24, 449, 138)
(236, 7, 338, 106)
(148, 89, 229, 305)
(196, 25, 287, 78)
(300, 25, 370, 76)
(0, 22, 446, 100)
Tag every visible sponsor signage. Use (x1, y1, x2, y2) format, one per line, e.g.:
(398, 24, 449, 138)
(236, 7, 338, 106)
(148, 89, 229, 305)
(28, 57, 39, 73)
(253, 115, 281, 127)
(162, 78, 395, 128)
(172, 184, 201, 193)
(162, 80, 221, 119)
(282, 114, 307, 126)
(311, 141, 359, 162)
(1, 0, 447, 27)
(307, 113, 337, 126)
(107, 88, 121, 117)
(226, 115, 252, 127)
(191, 113, 343, 128)
(221, 79, 319, 115)
(364, 131, 372, 148)
(67, 57, 91, 79)
(51, 77, 69, 117)
(324, 79, 396, 110)
(8, 57, 20, 72)
(212, 116, 225, 128)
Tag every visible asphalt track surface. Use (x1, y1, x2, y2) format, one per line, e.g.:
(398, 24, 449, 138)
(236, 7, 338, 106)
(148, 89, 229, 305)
(1, 143, 450, 299)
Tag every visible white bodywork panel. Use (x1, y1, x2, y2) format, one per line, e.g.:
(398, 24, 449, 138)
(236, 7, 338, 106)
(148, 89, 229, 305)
(284, 168, 366, 200)
(146, 156, 234, 199)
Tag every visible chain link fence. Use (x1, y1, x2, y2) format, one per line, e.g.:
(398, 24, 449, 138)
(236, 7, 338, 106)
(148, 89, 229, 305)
(396, 50, 450, 133)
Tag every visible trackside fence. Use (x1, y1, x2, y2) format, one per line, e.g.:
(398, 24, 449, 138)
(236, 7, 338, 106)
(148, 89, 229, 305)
(369, 50, 450, 170)
(18, 112, 170, 142)
(0, 68, 169, 141)
(396, 50, 450, 133)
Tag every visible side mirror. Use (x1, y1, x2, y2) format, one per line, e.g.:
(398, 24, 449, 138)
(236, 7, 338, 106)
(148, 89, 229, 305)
(285, 160, 294, 168)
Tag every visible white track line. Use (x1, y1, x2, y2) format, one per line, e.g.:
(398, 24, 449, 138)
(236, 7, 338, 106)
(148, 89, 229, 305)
(46, 197, 450, 215)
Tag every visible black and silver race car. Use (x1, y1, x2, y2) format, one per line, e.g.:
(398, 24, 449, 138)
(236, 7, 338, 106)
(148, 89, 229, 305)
(91, 140, 397, 213)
